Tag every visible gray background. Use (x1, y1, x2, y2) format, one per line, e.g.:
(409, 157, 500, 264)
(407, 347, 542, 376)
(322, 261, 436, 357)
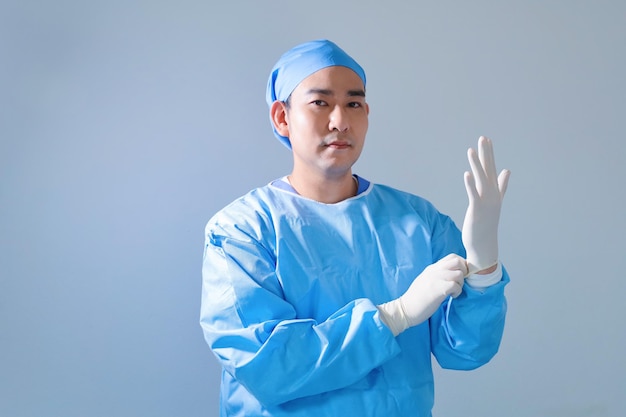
(1, 1, 624, 416)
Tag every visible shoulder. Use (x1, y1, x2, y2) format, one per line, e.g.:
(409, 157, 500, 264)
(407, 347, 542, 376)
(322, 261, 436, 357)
(205, 184, 280, 239)
(365, 182, 458, 234)
(368, 183, 440, 214)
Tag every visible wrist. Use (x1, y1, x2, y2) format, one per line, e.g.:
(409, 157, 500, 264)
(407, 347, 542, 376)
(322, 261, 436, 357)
(465, 254, 499, 276)
(377, 300, 409, 337)
(476, 263, 498, 274)
(466, 262, 502, 289)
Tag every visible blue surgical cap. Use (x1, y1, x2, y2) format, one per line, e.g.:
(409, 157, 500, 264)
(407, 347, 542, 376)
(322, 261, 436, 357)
(266, 39, 366, 149)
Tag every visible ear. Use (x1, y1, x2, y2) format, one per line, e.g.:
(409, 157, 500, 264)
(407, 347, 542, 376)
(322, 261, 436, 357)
(270, 101, 290, 137)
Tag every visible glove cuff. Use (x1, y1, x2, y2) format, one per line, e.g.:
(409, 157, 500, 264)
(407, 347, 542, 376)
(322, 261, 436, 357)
(466, 261, 503, 289)
(466, 257, 499, 276)
(377, 299, 410, 337)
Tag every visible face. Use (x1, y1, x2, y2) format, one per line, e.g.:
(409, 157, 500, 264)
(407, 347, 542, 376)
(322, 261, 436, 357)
(272, 66, 369, 180)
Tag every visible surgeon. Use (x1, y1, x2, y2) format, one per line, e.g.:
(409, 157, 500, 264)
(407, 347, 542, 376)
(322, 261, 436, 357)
(200, 39, 511, 417)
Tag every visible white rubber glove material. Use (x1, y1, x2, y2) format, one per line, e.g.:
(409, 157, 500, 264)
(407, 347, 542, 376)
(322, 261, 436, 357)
(377, 254, 467, 336)
(462, 136, 510, 275)
(465, 262, 503, 289)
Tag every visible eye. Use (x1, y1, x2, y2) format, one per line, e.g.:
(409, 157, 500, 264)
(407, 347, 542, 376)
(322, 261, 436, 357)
(311, 100, 328, 106)
(349, 99, 368, 109)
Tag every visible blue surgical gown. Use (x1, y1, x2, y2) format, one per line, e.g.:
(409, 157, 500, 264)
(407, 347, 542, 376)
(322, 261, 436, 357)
(200, 177, 509, 417)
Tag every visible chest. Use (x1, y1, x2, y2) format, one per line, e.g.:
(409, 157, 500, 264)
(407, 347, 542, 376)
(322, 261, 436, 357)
(272, 213, 434, 319)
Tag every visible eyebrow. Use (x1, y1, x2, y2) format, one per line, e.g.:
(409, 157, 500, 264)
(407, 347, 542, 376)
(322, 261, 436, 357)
(304, 88, 366, 97)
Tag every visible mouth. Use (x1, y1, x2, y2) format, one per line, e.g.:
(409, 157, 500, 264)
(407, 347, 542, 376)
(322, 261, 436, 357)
(324, 140, 351, 149)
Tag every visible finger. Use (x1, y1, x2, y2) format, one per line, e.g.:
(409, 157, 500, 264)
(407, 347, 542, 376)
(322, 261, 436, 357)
(447, 271, 466, 287)
(478, 136, 498, 181)
(440, 253, 466, 267)
(449, 281, 463, 298)
(435, 253, 457, 270)
(466, 261, 483, 276)
(467, 147, 487, 194)
(439, 256, 468, 278)
(434, 257, 462, 279)
(498, 169, 511, 197)
(438, 278, 460, 297)
(463, 171, 478, 203)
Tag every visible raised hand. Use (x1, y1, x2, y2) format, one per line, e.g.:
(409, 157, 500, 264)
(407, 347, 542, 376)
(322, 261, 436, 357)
(462, 136, 510, 275)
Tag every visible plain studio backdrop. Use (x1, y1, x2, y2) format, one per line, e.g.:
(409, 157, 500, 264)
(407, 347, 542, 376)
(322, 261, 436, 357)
(1, 1, 624, 416)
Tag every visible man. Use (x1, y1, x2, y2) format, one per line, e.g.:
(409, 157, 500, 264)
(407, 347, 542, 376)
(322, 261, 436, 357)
(200, 39, 510, 417)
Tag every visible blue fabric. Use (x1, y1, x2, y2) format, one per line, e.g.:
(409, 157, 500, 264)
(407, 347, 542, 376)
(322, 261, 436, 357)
(200, 179, 509, 417)
(266, 39, 366, 149)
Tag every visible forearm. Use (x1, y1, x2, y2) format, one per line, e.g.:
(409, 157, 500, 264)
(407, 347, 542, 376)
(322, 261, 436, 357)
(430, 265, 509, 370)
(202, 297, 400, 406)
(201, 239, 400, 406)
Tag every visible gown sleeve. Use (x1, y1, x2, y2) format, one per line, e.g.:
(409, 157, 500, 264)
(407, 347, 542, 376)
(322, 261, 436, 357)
(425, 210, 509, 370)
(200, 228, 401, 407)
(429, 270, 509, 369)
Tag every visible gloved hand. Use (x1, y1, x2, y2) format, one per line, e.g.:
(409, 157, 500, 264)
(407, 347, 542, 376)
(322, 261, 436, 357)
(462, 136, 510, 275)
(377, 254, 468, 336)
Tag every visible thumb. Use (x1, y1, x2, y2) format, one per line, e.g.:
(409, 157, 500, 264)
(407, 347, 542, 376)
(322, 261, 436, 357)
(497, 169, 511, 197)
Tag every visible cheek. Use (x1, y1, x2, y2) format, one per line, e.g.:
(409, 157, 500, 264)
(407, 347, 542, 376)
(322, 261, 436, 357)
(355, 116, 368, 136)
(289, 112, 312, 131)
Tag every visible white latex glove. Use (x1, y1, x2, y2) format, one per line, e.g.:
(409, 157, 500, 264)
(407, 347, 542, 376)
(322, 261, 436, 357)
(377, 254, 468, 336)
(462, 136, 510, 275)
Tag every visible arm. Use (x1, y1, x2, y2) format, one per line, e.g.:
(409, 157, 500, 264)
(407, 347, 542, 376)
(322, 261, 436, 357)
(432, 136, 511, 368)
(462, 136, 510, 275)
(379, 137, 510, 367)
(200, 231, 400, 407)
(429, 265, 509, 369)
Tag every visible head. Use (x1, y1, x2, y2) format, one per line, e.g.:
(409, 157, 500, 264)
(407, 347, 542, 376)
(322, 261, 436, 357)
(266, 40, 369, 181)
(266, 40, 367, 150)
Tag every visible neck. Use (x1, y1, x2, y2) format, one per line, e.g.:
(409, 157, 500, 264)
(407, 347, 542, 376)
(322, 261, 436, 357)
(288, 170, 357, 204)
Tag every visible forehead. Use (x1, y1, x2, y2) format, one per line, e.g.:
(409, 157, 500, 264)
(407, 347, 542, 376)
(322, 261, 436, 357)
(292, 66, 365, 95)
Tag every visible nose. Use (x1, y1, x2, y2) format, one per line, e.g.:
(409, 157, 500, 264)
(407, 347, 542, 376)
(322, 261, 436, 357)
(329, 105, 349, 132)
